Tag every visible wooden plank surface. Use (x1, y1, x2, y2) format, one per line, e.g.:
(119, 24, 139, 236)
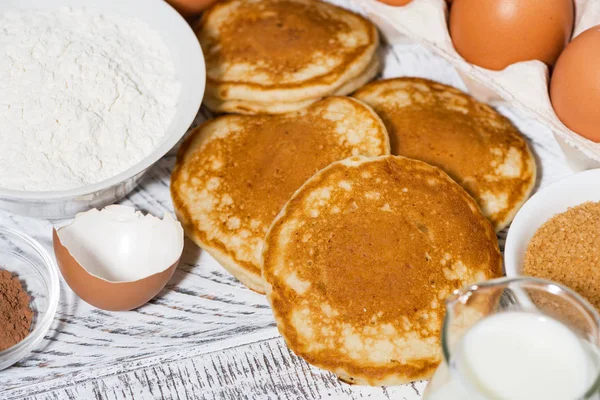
(6, 335, 429, 400)
(0, 0, 575, 398)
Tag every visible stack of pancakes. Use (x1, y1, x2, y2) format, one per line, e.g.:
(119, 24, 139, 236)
(172, 0, 538, 387)
(196, 0, 380, 114)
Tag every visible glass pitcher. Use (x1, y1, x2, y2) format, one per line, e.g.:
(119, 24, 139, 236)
(423, 277, 600, 400)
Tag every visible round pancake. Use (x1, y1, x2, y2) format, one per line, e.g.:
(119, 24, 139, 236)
(353, 78, 537, 232)
(262, 155, 502, 385)
(198, 0, 379, 104)
(204, 55, 381, 115)
(171, 97, 390, 292)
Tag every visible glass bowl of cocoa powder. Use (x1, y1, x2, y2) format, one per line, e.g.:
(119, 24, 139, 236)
(0, 227, 59, 370)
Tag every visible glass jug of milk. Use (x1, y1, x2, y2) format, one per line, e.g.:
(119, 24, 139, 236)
(423, 277, 600, 400)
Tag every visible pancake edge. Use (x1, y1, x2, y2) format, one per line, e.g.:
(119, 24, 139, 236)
(204, 55, 382, 115)
(170, 121, 266, 293)
(493, 142, 537, 232)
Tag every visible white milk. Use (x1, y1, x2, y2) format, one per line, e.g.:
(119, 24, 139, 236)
(425, 311, 600, 400)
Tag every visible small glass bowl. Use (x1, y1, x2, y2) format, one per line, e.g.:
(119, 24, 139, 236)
(0, 227, 60, 370)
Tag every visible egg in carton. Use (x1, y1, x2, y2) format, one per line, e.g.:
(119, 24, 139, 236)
(358, 0, 600, 171)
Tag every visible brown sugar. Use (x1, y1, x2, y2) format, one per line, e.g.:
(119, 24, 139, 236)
(0, 269, 34, 351)
(523, 201, 600, 311)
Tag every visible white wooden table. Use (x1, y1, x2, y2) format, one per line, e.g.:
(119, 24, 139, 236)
(0, 1, 574, 398)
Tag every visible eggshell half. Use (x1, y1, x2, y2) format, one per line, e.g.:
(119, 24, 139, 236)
(53, 206, 184, 311)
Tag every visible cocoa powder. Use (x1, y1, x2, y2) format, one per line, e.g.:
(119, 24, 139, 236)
(0, 269, 33, 351)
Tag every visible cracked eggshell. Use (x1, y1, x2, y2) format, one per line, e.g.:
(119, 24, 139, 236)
(53, 205, 184, 311)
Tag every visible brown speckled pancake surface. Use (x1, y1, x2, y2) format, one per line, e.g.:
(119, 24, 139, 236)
(262, 156, 502, 385)
(198, 0, 379, 110)
(354, 78, 536, 231)
(171, 97, 389, 292)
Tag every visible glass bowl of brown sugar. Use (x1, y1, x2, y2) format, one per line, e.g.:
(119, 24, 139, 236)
(0, 226, 60, 370)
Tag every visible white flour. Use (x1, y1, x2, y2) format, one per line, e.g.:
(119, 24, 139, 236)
(0, 8, 181, 191)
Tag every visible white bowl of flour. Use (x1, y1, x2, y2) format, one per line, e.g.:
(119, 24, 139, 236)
(0, 0, 205, 219)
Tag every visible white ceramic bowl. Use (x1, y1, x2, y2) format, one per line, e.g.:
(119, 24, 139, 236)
(505, 169, 600, 277)
(0, 0, 205, 220)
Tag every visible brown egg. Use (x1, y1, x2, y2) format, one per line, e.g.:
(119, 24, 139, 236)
(450, 0, 574, 70)
(376, 0, 413, 6)
(53, 206, 184, 311)
(166, 0, 220, 18)
(551, 26, 600, 142)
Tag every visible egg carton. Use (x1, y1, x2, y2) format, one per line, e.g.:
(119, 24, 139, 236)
(357, 0, 600, 171)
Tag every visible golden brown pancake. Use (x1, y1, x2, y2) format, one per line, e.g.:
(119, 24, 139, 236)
(353, 78, 536, 231)
(197, 0, 380, 113)
(171, 97, 390, 292)
(262, 155, 502, 385)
